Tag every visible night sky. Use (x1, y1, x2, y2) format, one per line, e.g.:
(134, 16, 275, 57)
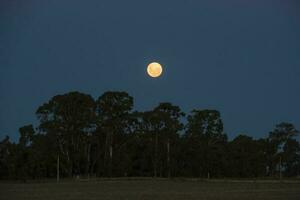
(1, 0, 300, 141)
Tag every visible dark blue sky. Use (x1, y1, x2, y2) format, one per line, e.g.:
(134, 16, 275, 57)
(1, 0, 299, 141)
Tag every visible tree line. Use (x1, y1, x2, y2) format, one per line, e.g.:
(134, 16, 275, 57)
(0, 91, 299, 180)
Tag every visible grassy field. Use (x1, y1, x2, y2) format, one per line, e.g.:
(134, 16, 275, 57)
(1, 179, 300, 200)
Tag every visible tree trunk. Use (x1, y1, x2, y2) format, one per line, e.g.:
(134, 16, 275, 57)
(57, 154, 60, 183)
(86, 143, 91, 178)
(109, 142, 113, 177)
(167, 139, 170, 178)
(154, 131, 158, 178)
(279, 156, 282, 180)
(104, 131, 110, 177)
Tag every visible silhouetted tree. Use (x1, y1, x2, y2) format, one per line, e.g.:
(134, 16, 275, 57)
(0, 136, 14, 179)
(36, 92, 96, 177)
(267, 122, 299, 177)
(153, 103, 184, 177)
(184, 110, 227, 178)
(227, 135, 266, 177)
(96, 91, 133, 177)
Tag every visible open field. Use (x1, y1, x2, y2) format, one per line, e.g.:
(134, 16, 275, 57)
(1, 179, 300, 200)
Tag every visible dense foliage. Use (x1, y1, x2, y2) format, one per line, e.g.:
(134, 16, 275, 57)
(0, 91, 299, 180)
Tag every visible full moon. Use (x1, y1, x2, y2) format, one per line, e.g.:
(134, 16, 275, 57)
(147, 62, 163, 78)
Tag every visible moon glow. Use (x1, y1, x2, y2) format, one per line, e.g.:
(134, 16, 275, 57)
(147, 62, 163, 78)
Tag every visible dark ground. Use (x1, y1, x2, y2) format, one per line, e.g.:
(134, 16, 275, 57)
(1, 179, 300, 200)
